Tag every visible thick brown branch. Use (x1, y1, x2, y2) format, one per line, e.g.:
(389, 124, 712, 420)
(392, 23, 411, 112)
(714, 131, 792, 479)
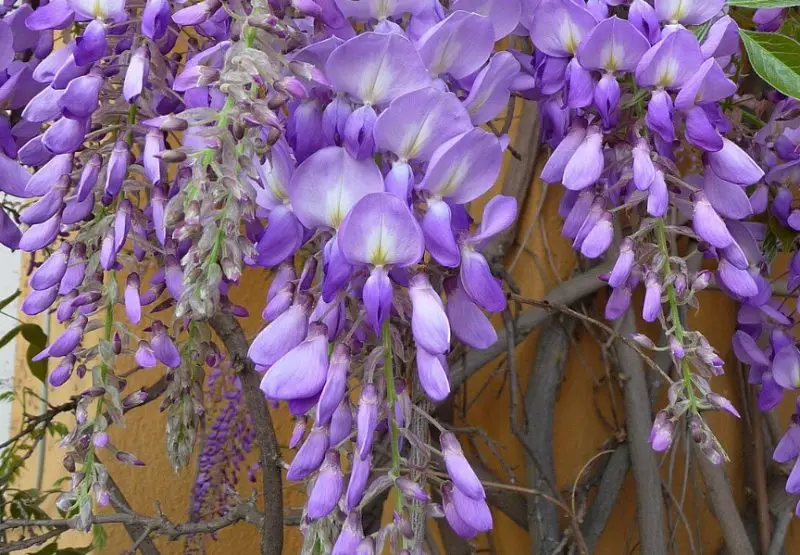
(524, 319, 574, 553)
(209, 313, 283, 555)
(105, 472, 160, 555)
(694, 445, 755, 555)
(767, 511, 792, 555)
(616, 309, 667, 555)
(580, 443, 630, 552)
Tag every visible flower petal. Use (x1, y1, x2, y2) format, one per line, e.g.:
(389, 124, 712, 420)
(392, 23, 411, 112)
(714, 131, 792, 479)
(459, 248, 505, 312)
(338, 192, 424, 267)
(707, 138, 764, 185)
(374, 87, 473, 161)
(416, 347, 451, 401)
(326, 32, 431, 106)
(463, 52, 522, 125)
(417, 10, 494, 79)
(704, 170, 752, 220)
(577, 16, 650, 72)
(635, 28, 703, 89)
(451, 0, 521, 40)
(261, 324, 329, 401)
(422, 199, 460, 268)
(248, 299, 311, 367)
(290, 146, 384, 231)
(420, 128, 502, 204)
(530, 0, 597, 58)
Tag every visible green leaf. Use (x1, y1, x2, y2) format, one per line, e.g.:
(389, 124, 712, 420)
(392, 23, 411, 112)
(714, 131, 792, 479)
(0, 325, 22, 350)
(0, 289, 20, 312)
(740, 30, 800, 100)
(21, 323, 49, 383)
(31, 543, 58, 555)
(0, 323, 50, 383)
(92, 524, 107, 549)
(768, 213, 797, 254)
(728, 0, 800, 7)
(762, 231, 778, 264)
(55, 547, 93, 555)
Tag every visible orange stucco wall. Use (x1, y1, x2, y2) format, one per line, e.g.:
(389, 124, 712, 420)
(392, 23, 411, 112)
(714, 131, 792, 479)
(10, 103, 800, 554)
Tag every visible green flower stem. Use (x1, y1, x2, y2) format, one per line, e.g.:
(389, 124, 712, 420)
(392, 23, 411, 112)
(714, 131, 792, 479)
(382, 318, 403, 513)
(655, 218, 696, 411)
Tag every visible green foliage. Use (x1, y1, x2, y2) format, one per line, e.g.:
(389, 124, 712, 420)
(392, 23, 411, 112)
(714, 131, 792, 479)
(740, 30, 800, 100)
(32, 543, 93, 555)
(0, 289, 20, 312)
(727, 0, 800, 7)
(0, 322, 49, 383)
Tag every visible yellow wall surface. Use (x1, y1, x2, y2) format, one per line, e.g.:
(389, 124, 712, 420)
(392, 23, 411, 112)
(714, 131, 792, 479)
(9, 102, 800, 554)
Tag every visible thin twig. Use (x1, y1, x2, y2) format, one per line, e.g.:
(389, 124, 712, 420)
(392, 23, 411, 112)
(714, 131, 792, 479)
(209, 314, 283, 555)
(524, 319, 574, 553)
(105, 471, 161, 555)
(509, 293, 672, 385)
(0, 527, 63, 553)
(752, 392, 772, 555)
(446, 261, 614, 394)
(693, 444, 756, 555)
(580, 443, 630, 552)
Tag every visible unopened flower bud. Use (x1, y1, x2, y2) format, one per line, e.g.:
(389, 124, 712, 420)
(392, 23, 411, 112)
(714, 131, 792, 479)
(356, 384, 379, 460)
(307, 450, 343, 520)
(441, 432, 485, 500)
(396, 477, 429, 502)
(708, 393, 741, 418)
(690, 416, 705, 444)
(115, 451, 145, 466)
(631, 333, 656, 350)
(674, 272, 688, 296)
(122, 388, 148, 409)
(692, 270, 712, 291)
(56, 492, 76, 512)
(156, 149, 188, 163)
(93, 431, 109, 448)
(333, 510, 364, 554)
(49, 355, 75, 387)
(286, 426, 328, 481)
(276, 77, 307, 99)
(62, 453, 76, 472)
(82, 386, 105, 398)
(395, 510, 413, 539)
(266, 127, 282, 146)
(76, 402, 88, 424)
(649, 411, 673, 452)
(669, 336, 684, 359)
(289, 417, 306, 449)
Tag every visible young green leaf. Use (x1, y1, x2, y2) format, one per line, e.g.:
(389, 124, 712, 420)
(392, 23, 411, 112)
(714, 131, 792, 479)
(18, 323, 48, 383)
(727, 0, 800, 7)
(0, 325, 22, 350)
(0, 289, 20, 312)
(740, 30, 800, 100)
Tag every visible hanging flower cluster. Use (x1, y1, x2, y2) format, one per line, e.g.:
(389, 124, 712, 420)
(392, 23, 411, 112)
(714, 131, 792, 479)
(523, 0, 800, 516)
(2, 0, 800, 548)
